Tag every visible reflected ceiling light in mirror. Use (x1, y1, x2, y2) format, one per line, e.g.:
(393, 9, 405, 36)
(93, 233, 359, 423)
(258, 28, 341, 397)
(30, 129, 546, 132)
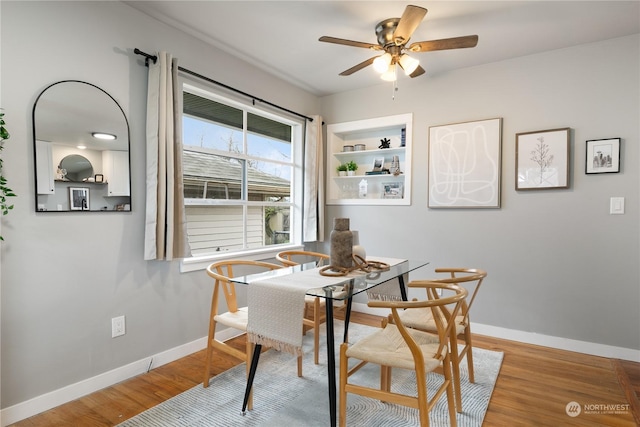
(91, 132, 116, 140)
(77, 145, 87, 150)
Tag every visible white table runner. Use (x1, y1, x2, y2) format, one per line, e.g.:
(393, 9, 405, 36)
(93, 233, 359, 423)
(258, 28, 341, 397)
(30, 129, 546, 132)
(246, 257, 406, 356)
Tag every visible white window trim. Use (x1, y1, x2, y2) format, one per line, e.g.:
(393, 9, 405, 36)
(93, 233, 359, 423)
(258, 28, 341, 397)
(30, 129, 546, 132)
(179, 81, 304, 272)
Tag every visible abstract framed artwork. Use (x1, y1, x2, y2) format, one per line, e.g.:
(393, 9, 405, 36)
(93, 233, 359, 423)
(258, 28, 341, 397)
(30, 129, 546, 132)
(428, 117, 502, 208)
(585, 137, 620, 174)
(516, 127, 570, 190)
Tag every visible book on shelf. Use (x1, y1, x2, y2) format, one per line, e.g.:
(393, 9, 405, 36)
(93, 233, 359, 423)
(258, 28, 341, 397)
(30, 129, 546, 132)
(365, 169, 390, 175)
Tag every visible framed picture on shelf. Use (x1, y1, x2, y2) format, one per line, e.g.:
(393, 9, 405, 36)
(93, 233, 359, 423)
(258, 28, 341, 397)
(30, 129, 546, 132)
(69, 187, 89, 211)
(428, 117, 502, 208)
(585, 138, 620, 174)
(516, 127, 570, 190)
(372, 157, 385, 171)
(382, 182, 403, 199)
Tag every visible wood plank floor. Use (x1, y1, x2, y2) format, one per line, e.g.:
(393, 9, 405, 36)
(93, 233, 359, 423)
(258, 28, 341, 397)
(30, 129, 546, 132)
(9, 312, 639, 426)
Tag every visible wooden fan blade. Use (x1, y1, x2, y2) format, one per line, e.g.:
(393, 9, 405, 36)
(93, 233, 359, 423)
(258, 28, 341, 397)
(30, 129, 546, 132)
(408, 35, 479, 52)
(319, 36, 381, 50)
(409, 65, 426, 78)
(339, 56, 376, 76)
(393, 5, 428, 45)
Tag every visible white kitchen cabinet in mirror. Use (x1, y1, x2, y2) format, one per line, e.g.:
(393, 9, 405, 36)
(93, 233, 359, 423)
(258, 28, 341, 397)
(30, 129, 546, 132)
(33, 81, 131, 212)
(326, 113, 412, 205)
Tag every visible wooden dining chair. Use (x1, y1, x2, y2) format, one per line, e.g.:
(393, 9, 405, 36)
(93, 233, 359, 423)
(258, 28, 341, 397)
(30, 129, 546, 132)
(393, 268, 487, 413)
(276, 250, 346, 365)
(339, 281, 468, 427)
(204, 259, 302, 410)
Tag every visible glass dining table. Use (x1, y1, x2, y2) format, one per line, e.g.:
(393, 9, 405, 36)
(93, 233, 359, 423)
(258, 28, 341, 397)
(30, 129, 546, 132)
(231, 258, 429, 427)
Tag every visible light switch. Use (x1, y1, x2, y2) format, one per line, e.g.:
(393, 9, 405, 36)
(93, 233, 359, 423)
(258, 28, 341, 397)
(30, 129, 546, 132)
(610, 197, 625, 214)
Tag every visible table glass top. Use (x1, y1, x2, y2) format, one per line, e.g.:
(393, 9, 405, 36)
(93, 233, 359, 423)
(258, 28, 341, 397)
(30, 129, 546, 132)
(230, 259, 429, 300)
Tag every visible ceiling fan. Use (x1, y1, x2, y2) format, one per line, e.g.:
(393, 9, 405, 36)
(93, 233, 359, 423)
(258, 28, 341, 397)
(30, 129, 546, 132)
(319, 5, 478, 81)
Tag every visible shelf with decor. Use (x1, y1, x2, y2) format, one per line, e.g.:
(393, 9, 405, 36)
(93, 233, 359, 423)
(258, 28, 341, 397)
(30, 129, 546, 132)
(326, 113, 412, 205)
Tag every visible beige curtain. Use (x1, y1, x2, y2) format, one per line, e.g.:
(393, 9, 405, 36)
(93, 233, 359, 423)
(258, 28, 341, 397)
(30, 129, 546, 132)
(143, 52, 191, 260)
(303, 115, 324, 242)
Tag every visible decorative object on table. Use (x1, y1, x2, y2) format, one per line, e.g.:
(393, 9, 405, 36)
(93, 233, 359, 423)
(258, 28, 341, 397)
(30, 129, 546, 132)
(382, 182, 403, 199)
(389, 155, 401, 175)
(351, 230, 366, 262)
(69, 187, 90, 211)
(336, 163, 347, 176)
(429, 117, 503, 208)
(585, 137, 620, 174)
(94, 173, 104, 183)
(358, 179, 368, 198)
(342, 145, 354, 152)
(378, 137, 391, 149)
(330, 218, 353, 271)
(354, 143, 366, 151)
(346, 160, 358, 176)
(319, 255, 390, 277)
(516, 127, 570, 190)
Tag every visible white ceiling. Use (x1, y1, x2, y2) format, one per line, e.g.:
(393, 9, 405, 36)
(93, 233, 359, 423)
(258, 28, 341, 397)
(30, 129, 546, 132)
(126, 1, 640, 97)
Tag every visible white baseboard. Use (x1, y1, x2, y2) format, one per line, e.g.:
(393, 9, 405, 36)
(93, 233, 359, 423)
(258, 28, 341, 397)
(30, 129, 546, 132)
(3, 306, 638, 426)
(0, 327, 240, 427)
(352, 302, 640, 362)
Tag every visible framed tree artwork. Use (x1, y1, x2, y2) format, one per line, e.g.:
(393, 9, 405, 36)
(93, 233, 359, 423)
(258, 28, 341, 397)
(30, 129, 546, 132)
(516, 128, 570, 190)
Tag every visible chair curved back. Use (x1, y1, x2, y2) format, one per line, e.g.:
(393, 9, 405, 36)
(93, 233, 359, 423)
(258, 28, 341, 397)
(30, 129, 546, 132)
(369, 282, 468, 362)
(276, 250, 329, 267)
(206, 259, 283, 313)
(432, 268, 487, 324)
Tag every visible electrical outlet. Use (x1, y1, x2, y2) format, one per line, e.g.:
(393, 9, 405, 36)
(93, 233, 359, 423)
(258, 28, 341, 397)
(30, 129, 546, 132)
(112, 315, 125, 338)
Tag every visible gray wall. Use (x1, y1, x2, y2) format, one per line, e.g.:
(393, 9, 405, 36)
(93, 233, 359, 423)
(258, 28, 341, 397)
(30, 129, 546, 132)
(1, 0, 638, 418)
(0, 1, 318, 409)
(320, 35, 639, 350)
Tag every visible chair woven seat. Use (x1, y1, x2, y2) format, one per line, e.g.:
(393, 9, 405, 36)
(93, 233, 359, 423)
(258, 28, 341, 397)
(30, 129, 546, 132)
(400, 310, 466, 335)
(213, 307, 249, 331)
(346, 323, 445, 372)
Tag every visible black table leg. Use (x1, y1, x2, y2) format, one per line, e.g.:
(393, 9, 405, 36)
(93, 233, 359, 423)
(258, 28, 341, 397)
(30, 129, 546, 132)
(242, 343, 262, 415)
(324, 293, 337, 427)
(398, 273, 408, 301)
(342, 280, 355, 343)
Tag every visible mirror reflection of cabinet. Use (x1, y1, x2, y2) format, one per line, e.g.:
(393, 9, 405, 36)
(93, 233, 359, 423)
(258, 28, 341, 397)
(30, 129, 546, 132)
(33, 80, 131, 212)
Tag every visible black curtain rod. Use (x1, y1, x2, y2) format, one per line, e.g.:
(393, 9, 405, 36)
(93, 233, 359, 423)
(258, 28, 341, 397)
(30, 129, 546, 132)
(134, 48, 314, 123)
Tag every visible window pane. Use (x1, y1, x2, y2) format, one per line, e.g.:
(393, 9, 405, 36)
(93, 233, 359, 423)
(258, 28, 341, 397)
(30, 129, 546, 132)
(248, 112, 291, 142)
(247, 160, 291, 201)
(264, 206, 291, 246)
(183, 92, 244, 153)
(183, 150, 243, 200)
(185, 205, 244, 255)
(247, 132, 292, 163)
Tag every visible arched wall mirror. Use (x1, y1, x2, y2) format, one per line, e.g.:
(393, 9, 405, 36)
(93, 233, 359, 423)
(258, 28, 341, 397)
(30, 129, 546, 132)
(33, 80, 131, 212)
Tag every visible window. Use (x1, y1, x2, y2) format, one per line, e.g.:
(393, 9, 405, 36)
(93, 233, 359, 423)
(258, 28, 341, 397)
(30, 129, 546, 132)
(181, 84, 303, 264)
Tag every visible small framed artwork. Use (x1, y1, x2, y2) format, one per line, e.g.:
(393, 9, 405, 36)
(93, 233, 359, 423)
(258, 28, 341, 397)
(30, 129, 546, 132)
(586, 138, 620, 174)
(69, 187, 90, 210)
(94, 173, 104, 183)
(372, 157, 385, 171)
(382, 182, 403, 199)
(516, 127, 570, 190)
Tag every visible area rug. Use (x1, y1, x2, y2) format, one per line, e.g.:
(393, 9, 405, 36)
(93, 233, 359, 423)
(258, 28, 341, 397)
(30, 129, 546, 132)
(118, 321, 503, 426)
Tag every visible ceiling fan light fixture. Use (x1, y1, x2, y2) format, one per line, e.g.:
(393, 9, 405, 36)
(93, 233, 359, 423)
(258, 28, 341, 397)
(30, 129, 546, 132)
(380, 64, 397, 82)
(372, 52, 392, 73)
(399, 54, 420, 75)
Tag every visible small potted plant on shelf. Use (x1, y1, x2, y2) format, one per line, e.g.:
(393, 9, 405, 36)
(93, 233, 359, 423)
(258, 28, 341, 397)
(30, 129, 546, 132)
(346, 160, 358, 176)
(337, 163, 348, 176)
